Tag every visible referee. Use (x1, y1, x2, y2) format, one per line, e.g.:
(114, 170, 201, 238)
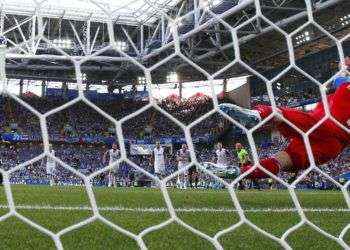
(236, 143, 250, 167)
(235, 143, 261, 190)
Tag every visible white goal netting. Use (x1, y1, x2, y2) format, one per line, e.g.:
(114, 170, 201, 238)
(0, 0, 349, 249)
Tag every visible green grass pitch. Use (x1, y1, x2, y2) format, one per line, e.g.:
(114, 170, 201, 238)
(0, 185, 348, 249)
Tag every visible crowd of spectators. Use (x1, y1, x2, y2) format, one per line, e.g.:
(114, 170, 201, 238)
(251, 91, 320, 107)
(159, 95, 214, 124)
(0, 96, 230, 142)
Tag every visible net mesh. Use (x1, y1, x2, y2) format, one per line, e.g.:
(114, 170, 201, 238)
(0, 0, 349, 249)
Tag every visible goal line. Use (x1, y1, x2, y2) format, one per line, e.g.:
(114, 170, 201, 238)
(1, 204, 349, 213)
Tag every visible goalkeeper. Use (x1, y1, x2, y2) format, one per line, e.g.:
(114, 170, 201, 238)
(217, 58, 350, 180)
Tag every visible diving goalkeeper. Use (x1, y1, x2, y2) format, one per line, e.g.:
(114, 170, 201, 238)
(217, 58, 350, 180)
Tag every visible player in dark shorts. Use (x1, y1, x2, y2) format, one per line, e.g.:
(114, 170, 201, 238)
(188, 165, 198, 188)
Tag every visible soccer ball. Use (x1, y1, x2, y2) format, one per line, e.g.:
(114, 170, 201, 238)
(204, 163, 240, 179)
(0, 35, 7, 47)
(224, 166, 241, 179)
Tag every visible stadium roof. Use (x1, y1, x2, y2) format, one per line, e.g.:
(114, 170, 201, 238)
(0, 0, 180, 25)
(2, 0, 350, 92)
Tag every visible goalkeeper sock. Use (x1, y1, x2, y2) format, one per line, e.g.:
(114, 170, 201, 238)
(240, 158, 280, 179)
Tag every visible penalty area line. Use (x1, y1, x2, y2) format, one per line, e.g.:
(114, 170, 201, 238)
(0, 205, 349, 213)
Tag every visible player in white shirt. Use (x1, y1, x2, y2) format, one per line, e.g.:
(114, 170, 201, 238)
(46, 144, 56, 186)
(201, 142, 229, 188)
(103, 143, 120, 187)
(216, 142, 228, 168)
(153, 141, 166, 178)
(176, 144, 191, 189)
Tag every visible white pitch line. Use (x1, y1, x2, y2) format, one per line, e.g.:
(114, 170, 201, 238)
(1, 205, 350, 213)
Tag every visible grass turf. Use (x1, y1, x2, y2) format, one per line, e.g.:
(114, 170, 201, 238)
(0, 185, 348, 249)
